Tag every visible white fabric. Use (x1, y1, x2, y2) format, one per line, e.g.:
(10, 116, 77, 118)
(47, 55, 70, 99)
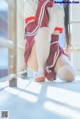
(34, 27, 51, 76)
(57, 65, 76, 82)
(24, 0, 38, 19)
(48, 4, 64, 34)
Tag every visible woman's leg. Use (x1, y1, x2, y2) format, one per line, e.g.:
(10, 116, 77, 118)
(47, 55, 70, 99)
(27, 27, 51, 81)
(34, 27, 51, 81)
(54, 54, 76, 82)
(27, 43, 38, 72)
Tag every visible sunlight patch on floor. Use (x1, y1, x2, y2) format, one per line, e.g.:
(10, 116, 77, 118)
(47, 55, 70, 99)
(46, 87, 80, 109)
(25, 82, 42, 94)
(5, 87, 20, 95)
(17, 78, 30, 89)
(43, 101, 80, 119)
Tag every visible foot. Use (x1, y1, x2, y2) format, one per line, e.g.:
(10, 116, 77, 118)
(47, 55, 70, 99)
(35, 76, 45, 82)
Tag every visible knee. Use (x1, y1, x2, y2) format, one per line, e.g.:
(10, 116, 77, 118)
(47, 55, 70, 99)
(57, 65, 76, 82)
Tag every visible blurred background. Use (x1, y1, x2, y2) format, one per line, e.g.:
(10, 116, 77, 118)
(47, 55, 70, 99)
(0, 0, 80, 82)
(0, 0, 8, 78)
(0, 0, 25, 82)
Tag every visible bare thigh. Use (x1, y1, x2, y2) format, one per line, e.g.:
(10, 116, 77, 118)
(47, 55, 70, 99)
(27, 42, 38, 72)
(54, 54, 71, 73)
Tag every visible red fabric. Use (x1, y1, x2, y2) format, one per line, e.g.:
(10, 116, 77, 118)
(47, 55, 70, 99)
(25, 0, 53, 36)
(44, 34, 67, 81)
(54, 27, 63, 33)
(24, 0, 53, 64)
(25, 16, 35, 23)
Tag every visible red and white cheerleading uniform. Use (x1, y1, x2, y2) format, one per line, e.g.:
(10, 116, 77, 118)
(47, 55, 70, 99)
(24, 0, 68, 81)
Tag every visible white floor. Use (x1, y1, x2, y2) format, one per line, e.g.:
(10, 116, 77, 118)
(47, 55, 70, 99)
(0, 77, 80, 119)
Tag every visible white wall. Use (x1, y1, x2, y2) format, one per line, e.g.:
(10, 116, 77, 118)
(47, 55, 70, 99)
(70, 3, 80, 75)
